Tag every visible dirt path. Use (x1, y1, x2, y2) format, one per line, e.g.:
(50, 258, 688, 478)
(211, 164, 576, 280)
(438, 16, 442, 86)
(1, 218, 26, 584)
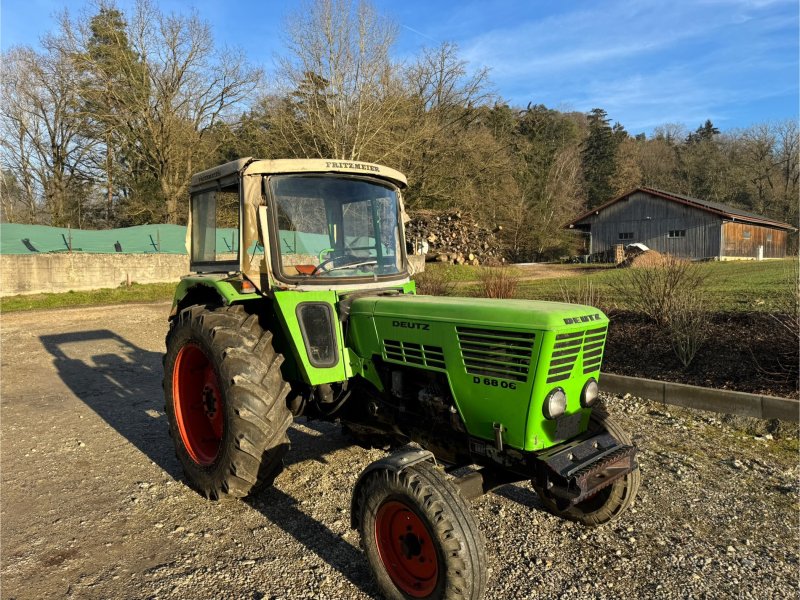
(512, 263, 604, 281)
(1, 303, 797, 599)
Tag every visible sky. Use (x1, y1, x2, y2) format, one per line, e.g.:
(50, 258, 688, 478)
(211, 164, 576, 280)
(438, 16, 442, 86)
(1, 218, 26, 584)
(1, 0, 797, 135)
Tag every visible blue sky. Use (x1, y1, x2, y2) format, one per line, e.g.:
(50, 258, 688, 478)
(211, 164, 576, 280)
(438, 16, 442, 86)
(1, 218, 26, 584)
(2, 0, 797, 135)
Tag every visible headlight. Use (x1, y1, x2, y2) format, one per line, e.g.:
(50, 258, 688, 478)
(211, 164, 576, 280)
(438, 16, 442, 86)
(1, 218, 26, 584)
(543, 388, 567, 419)
(581, 378, 599, 407)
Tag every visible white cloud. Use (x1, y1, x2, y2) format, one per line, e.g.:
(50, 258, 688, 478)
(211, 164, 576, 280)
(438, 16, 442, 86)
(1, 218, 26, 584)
(444, 0, 798, 130)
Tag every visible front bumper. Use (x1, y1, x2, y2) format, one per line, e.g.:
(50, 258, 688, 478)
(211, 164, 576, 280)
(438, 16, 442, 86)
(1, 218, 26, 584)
(532, 431, 638, 506)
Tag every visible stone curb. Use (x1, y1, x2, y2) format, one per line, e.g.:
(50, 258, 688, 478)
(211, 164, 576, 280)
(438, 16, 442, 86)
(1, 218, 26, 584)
(600, 373, 799, 422)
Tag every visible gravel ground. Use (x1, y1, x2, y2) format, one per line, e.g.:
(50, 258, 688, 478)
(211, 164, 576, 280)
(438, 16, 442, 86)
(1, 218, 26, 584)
(1, 302, 798, 599)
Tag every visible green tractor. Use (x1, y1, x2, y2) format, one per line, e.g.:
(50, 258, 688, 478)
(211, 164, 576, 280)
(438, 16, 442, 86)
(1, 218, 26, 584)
(163, 157, 640, 600)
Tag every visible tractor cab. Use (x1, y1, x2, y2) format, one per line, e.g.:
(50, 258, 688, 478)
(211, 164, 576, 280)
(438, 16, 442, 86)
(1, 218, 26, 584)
(187, 157, 411, 292)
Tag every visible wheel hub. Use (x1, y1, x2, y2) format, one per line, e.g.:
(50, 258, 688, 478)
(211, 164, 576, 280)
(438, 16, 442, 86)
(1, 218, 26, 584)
(172, 343, 224, 466)
(399, 531, 423, 560)
(375, 500, 439, 597)
(202, 384, 218, 417)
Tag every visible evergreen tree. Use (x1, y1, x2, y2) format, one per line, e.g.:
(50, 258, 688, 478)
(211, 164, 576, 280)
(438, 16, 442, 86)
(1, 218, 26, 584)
(76, 7, 150, 224)
(686, 119, 720, 144)
(581, 108, 618, 207)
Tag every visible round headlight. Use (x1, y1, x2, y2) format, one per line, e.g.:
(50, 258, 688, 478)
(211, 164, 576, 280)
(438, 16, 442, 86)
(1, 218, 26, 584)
(581, 378, 599, 407)
(543, 388, 567, 420)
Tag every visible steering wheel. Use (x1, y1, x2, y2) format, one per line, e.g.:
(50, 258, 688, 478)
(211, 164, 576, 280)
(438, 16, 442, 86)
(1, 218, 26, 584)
(312, 254, 367, 276)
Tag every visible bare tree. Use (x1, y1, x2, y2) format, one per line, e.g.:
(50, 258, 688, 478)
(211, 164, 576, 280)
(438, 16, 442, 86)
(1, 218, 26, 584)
(64, 0, 261, 224)
(612, 137, 643, 195)
(274, 0, 404, 161)
(0, 42, 96, 226)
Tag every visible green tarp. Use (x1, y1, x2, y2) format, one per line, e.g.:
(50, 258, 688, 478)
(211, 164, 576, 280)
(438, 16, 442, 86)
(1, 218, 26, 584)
(0, 223, 331, 256)
(1, 223, 233, 255)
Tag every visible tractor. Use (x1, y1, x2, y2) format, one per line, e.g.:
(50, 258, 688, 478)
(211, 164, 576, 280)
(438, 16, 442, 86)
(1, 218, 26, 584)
(163, 157, 640, 600)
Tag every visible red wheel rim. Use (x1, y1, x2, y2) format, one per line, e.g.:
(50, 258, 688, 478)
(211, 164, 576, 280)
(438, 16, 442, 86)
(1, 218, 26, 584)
(172, 343, 224, 466)
(375, 500, 439, 598)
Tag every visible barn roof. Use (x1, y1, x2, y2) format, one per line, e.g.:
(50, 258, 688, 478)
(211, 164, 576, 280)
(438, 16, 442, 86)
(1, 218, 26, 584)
(568, 187, 797, 231)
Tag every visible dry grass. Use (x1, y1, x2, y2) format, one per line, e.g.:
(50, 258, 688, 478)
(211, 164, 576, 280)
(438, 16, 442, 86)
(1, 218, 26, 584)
(558, 278, 599, 308)
(413, 269, 457, 296)
(477, 265, 520, 299)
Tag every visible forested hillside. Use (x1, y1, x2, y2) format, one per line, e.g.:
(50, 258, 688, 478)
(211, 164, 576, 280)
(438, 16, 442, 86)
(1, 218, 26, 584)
(2, 0, 797, 260)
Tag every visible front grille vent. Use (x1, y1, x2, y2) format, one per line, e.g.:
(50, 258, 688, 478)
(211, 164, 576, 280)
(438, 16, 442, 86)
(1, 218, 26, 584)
(383, 340, 446, 370)
(547, 331, 584, 383)
(546, 326, 608, 383)
(581, 326, 608, 374)
(456, 326, 535, 382)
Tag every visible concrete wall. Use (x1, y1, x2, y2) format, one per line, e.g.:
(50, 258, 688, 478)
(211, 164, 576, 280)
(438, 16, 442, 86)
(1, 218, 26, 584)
(1, 254, 190, 296)
(1, 253, 425, 296)
(601, 373, 799, 422)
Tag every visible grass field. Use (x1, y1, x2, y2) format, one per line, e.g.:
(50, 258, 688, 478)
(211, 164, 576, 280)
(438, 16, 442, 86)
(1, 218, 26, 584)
(426, 259, 797, 313)
(0, 283, 175, 313)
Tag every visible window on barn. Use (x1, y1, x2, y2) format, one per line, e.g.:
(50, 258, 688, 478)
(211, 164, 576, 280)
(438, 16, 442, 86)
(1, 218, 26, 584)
(618, 232, 634, 240)
(742, 230, 751, 239)
(766, 233, 773, 242)
(667, 230, 686, 238)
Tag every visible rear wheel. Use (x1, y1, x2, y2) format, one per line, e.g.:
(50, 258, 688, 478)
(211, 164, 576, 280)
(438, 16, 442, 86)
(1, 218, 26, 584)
(163, 304, 292, 499)
(355, 462, 486, 600)
(534, 409, 640, 526)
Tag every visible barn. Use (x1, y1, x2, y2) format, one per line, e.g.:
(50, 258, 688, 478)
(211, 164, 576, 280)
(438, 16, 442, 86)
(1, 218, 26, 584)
(567, 187, 796, 260)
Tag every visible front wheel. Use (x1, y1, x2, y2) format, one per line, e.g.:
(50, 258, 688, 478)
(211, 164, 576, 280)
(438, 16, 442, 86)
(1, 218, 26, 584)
(163, 304, 293, 499)
(354, 462, 486, 600)
(533, 409, 641, 526)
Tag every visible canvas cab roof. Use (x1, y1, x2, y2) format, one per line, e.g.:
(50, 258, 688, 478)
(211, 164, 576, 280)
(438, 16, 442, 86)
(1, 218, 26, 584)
(190, 157, 408, 192)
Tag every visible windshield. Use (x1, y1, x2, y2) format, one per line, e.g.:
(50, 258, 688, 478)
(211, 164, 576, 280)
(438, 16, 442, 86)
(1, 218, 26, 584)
(270, 175, 405, 280)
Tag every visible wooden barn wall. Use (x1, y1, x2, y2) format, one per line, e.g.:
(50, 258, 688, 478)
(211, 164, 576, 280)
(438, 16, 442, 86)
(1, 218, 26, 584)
(721, 222, 787, 258)
(579, 192, 721, 258)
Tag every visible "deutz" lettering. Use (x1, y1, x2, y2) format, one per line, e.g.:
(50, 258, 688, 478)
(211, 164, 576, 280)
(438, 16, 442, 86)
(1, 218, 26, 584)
(392, 320, 430, 330)
(563, 313, 602, 325)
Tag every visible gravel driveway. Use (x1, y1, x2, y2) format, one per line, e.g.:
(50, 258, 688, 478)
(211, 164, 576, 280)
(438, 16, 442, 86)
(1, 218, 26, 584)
(1, 302, 797, 599)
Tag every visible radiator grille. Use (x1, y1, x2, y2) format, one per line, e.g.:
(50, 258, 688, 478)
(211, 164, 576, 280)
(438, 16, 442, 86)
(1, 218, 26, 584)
(383, 340, 446, 370)
(456, 326, 535, 382)
(581, 326, 608, 374)
(546, 325, 608, 383)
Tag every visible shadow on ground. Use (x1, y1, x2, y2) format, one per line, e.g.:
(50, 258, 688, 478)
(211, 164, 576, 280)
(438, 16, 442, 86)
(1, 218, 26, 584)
(247, 421, 379, 597)
(40, 329, 378, 596)
(39, 329, 180, 478)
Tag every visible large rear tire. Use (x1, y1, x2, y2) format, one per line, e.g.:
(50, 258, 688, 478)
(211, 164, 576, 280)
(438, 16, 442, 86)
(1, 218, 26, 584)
(355, 462, 486, 600)
(534, 409, 640, 526)
(163, 304, 292, 499)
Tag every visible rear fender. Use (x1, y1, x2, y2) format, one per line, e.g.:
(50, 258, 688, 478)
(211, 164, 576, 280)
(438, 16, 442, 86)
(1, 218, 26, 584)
(170, 276, 261, 318)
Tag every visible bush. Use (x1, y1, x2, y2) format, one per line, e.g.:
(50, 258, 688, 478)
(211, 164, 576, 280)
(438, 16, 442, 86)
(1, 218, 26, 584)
(611, 255, 708, 326)
(477, 265, 520, 299)
(559, 278, 598, 308)
(667, 294, 710, 367)
(413, 269, 457, 296)
(612, 255, 710, 367)
(758, 260, 799, 382)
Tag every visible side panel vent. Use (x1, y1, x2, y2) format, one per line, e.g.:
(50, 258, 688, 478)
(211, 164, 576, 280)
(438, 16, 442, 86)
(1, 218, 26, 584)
(581, 326, 608, 374)
(383, 340, 446, 370)
(547, 330, 584, 383)
(456, 326, 535, 382)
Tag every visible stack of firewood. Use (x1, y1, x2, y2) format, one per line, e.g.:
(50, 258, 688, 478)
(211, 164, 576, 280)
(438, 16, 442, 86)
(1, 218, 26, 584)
(405, 210, 503, 265)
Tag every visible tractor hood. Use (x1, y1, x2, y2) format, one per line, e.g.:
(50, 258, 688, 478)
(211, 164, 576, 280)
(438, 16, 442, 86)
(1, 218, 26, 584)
(348, 294, 608, 332)
(346, 293, 611, 453)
